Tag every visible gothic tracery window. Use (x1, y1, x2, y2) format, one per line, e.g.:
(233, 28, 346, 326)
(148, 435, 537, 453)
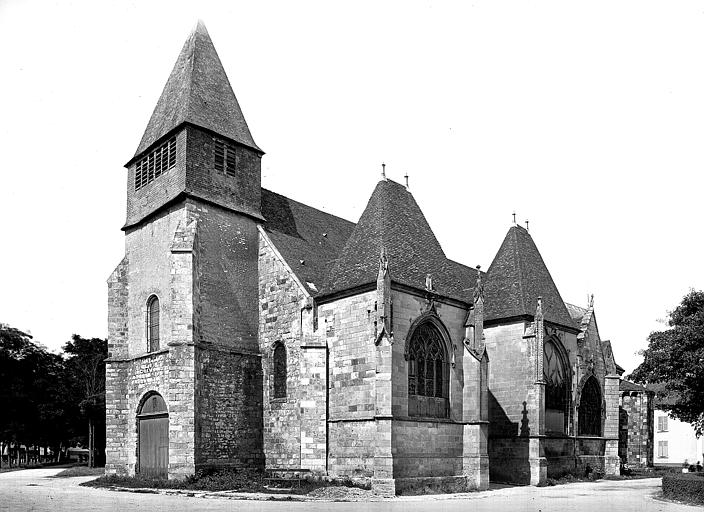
(273, 343, 287, 399)
(544, 339, 568, 433)
(147, 295, 160, 352)
(407, 321, 449, 418)
(578, 376, 602, 436)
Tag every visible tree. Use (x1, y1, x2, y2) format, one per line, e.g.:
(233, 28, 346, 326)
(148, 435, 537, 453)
(630, 289, 704, 436)
(0, 324, 68, 467)
(62, 335, 108, 467)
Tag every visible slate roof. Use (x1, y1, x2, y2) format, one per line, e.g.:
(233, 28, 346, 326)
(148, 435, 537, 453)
(484, 225, 576, 329)
(261, 189, 355, 296)
(620, 380, 649, 393)
(132, 21, 261, 161)
(565, 303, 587, 324)
(320, 179, 478, 302)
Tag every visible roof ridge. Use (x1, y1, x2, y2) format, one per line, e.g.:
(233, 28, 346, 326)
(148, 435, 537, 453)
(512, 227, 527, 314)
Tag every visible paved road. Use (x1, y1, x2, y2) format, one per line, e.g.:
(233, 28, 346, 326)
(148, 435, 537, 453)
(0, 468, 699, 512)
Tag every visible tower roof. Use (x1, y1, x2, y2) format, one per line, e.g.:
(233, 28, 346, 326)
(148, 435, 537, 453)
(132, 21, 261, 160)
(321, 179, 476, 302)
(484, 225, 575, 329)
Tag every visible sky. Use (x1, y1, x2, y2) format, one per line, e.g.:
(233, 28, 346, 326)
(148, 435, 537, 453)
(0, 0, 702, 373)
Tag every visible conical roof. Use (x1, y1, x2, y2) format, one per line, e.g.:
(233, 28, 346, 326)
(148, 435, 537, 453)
(132, 21, 261, 160)
(321, 179, 476, 302)
(484, 225, 575, 329)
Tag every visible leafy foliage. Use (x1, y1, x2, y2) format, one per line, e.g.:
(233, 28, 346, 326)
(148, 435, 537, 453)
(662, 473, 704, 505)
(0, 324, 107, 466)
(629, 290, 704, 435)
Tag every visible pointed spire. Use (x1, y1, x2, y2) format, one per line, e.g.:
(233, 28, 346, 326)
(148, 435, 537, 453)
(323, 179, 448, 297)
(132, 20, 261, 160)
(483, 225, 575, 329)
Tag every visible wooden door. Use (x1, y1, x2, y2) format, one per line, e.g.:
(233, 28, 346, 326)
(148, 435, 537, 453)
(138, 415, 168, 477)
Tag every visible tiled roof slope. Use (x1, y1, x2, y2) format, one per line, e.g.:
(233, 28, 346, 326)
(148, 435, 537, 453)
(484, 225, 576, 329)
(565, 303, 587, 324)
(132, 21, 261, 160)
(321, 179, 478, 302)
(261, 189, 355, 296)
(620, 380, 649, 393)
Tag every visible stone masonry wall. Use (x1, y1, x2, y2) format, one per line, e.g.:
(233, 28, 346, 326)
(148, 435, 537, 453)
(323, 291, 378, 477)
(192, 201, 260, 353)
(389, 291, 472, 481)
(484, 321, 537, 438)
(104, 348, 196, 477)
(195, 347, 263, 468)
(258, 232, 308, 470)
(124, 203, 189, 356)
(392, 420, 464, 478)
(185, 127, 262, 220)
(620, 391, 654, 466)
(191, 200, 263, 468)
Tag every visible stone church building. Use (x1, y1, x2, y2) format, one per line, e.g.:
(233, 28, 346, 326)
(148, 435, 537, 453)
(105, 22, 621, 494)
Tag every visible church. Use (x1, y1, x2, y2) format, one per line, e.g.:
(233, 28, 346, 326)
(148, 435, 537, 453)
(105, 22, 621, 494)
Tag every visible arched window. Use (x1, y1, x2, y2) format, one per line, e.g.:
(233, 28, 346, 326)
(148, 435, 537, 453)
(578, 376, 602, 436)
(273, 343, 287, 399)
(544, 339, 569, 433)
(407, 321, 449, 418)
(147, 295, 160, 352)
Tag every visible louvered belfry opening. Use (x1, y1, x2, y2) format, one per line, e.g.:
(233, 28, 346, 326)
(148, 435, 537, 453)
(407, 322, 449, 418)
(578, 376, 602, 436)
(214, 138, 238, 177)
(147, 295, 160, 352)
(134, 137, 177, 190)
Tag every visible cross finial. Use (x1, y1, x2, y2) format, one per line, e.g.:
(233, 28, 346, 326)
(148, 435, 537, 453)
(525, 220, 529, 232)
(381, 163, 386, 179)
(512, 212, 516, 225)
(404, 173, 409, 188)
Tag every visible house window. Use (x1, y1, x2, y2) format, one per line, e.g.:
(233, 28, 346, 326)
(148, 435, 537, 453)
(544, 339, 569, 433)
(407, 321, 449, 418)
(135, 137, 177, 190)
(147, 295, 160, 352)
(658, 416, 668, 432)
(578, 376, 602, 436)
(214, 138, 238, 177)
(273, 343, 287, 399)
(657, 440, 669, 458)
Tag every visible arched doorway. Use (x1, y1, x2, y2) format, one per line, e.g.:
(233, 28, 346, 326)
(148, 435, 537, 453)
(137, 392, 168, 477)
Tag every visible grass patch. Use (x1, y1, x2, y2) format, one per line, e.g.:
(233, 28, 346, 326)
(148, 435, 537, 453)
(53, 466, 105, 478)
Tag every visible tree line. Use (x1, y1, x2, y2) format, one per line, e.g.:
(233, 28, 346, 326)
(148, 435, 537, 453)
(0, 324, 107, 468)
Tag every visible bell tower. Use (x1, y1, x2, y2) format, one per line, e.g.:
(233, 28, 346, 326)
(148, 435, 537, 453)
(106, 21, 264, 479)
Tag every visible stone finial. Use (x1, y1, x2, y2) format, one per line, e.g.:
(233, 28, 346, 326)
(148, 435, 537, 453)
(425, 274, 433, 292)
(589, 293, 594, 309)
(535, 296, 543, 320)
(404, 173, 409, 189)
(473, 265, 484, 302)
(378, 246, 389, 278)
(381, 162, 386, 179)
